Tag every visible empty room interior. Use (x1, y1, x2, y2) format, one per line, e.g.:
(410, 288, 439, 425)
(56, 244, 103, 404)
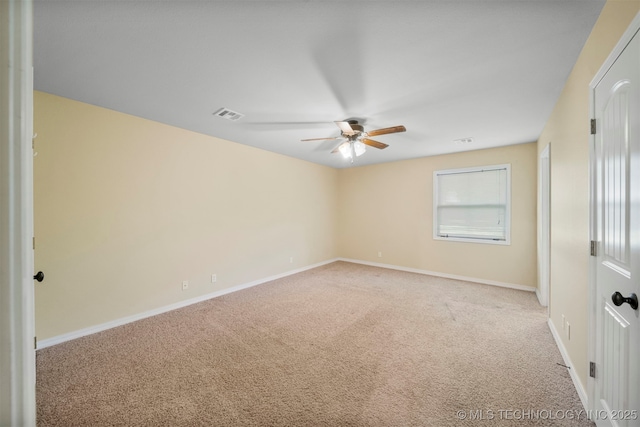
(6, 0, 640, 425)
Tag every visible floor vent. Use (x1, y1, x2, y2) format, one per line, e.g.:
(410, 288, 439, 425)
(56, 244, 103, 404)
(214, 107, 244, 121)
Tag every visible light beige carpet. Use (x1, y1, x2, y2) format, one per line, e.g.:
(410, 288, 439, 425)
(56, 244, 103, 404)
(36, 261, 595, 426)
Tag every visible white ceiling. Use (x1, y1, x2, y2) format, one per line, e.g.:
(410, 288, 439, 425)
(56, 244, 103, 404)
(33, 0, 605, 169)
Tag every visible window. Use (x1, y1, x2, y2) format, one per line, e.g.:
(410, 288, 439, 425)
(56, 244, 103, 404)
(433, 164, 510, 245)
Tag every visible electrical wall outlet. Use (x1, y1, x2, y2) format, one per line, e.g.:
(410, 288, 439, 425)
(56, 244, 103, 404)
(211, 274, 217, 283)
(290, 257, 293, 264)
(182, 280, 189, 291)
(378, 251, 382, 258)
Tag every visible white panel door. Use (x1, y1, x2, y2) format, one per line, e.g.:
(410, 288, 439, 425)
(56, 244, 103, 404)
(593, 27, 640, 427)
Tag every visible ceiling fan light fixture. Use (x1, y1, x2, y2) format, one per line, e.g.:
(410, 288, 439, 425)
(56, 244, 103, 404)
(353, 140, 366, 157)
(338, 141, 352, 159)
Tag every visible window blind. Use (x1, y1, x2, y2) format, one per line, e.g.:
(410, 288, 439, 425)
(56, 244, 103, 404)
(435, 165, 509, 242)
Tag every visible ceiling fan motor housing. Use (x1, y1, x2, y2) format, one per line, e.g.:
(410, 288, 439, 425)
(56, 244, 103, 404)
(346, 121, 364, 137)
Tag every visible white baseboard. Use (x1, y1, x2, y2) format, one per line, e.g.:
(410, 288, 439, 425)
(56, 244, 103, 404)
(535, 288, 549, 307)
(547, 318, 589, 411)
(337, 257, 536, 293)
(37, 258, 340, 350)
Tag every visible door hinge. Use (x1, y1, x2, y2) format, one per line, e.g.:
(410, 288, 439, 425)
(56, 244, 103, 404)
(590, 240, 598, 256)
(590, 119, 597, 135)
(590, 361, 596, 378)
(33, 237, 35, 250)
(34, 337, 37, 350)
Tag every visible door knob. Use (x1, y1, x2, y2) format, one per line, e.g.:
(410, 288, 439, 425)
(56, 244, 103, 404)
(33, 271, 44, 282)
(611, 292, 638, 310)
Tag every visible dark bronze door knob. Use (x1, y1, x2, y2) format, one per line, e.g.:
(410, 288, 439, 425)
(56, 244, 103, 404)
(611, 292, 638, 310)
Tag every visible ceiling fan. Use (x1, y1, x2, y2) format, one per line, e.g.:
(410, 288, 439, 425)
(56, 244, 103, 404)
(302, 120, 406, 162)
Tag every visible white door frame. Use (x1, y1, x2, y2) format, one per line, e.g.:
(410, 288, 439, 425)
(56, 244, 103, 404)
(0, 1, 36, 425)
(588, 10, 640, 413)
(537, 143, 550, 308)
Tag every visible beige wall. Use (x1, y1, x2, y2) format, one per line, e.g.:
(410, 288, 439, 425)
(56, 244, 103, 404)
(34, 92, 338, 340)
(336, 143, 538, 288)
(537, 0, 640, 393)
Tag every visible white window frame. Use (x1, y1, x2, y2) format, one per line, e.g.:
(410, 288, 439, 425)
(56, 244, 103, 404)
(433, 164, 511, 245)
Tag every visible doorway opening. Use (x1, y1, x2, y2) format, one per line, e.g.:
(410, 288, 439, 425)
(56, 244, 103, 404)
(537, 144, 550, 308)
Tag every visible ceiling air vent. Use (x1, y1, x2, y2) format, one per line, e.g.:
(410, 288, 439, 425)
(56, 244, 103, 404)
(453, 137, 473, 145)
(213, 107, 244, 121)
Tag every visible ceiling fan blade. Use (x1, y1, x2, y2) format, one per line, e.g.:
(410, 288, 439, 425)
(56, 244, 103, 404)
(330, 142, 343, 154)
(366, 125, 406, 137)
(335, 121, 356, 136)
(361, 138, 389, 150)
(301, 136, 340, 142)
